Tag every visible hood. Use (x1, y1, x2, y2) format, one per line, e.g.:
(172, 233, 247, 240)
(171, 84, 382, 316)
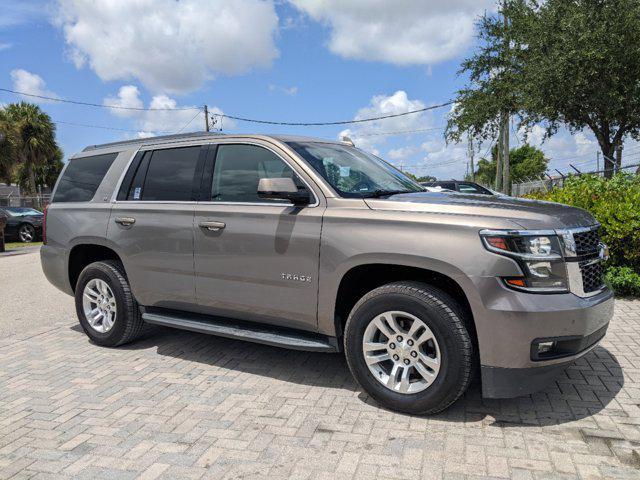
(364, 191, 596, 230)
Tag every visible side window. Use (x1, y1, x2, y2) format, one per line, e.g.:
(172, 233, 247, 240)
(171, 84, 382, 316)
(458, 182, 491, 194)
(53, 153, 118, 203)
(134, 146, 201, 201)
(437, 182, 456, 190)
(211, 144, 305, 203)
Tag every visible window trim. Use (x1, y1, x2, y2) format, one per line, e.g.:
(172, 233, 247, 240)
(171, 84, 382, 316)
(199, 142, 320, 208)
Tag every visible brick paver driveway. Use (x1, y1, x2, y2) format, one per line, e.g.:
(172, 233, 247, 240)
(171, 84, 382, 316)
(1, 254, 639, 479)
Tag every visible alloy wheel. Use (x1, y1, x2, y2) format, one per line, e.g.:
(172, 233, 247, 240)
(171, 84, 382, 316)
(362, 310, 441, 394)
(82, 279, 117, 333)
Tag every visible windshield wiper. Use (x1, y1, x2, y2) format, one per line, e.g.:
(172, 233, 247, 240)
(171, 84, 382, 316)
(360, 189, 414, 198)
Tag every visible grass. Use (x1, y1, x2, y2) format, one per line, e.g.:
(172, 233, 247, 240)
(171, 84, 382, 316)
(3, 241, 43, 250)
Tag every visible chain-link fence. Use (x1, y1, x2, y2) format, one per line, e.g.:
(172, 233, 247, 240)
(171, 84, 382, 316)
(0, 194, 51, 210)
(511, 163, 640, 197)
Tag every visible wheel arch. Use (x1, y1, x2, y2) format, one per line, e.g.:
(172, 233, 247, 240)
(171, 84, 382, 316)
(68, 242, 124, 293)
(327, 260, 480, 359)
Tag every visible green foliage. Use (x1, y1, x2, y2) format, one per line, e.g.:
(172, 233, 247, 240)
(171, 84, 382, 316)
(526, 174, 640, 271)
(0, 102, 61, 194)
(447, 0, 640, 177)
(605, 266, 640, 297)
(404, 172, 436, 183)
(473, 144, 548, 186)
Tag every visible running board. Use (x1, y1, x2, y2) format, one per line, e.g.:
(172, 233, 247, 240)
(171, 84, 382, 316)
(142, 310, 338, 353)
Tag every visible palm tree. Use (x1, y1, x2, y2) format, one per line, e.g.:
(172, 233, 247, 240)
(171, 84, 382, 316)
(1, 102, 58, 198)
(0, 109, 18, 185)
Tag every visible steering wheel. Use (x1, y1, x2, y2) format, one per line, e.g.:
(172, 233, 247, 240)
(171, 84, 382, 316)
(353, 181, 374, 192)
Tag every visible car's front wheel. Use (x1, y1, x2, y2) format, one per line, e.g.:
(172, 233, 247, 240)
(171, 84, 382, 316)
(18, 223, 35, 243)
(344, 281, 473, 415)
(74, 260, 148, 347)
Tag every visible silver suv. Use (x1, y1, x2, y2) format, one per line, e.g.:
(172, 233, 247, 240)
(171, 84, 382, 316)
(41, 133, 613, 414)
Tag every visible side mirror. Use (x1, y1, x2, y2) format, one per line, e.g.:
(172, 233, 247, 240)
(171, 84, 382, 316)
(257, 177, 311, 205)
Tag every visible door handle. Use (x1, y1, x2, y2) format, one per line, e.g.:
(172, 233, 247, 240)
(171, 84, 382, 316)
(114, 217, 136, 226)
(199, 221, 226, 231)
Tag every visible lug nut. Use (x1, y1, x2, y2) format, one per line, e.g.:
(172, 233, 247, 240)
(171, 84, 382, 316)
(393, 354, 399, 361)
(396, 335, 403, 342)
(410, 351, 417, 358)
(407, 339, 414, 346)
(389, 343, 396, 349)
(403, 359, 410, 365)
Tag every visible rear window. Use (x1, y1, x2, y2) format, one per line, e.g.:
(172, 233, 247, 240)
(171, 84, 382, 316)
(53, 153, 118, 203)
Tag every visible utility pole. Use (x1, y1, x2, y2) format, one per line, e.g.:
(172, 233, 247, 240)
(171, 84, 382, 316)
(502, 115, 510, 194)
(468, 136, 475, 181)
(203, 104, 210, 132)
(615, 143, 623, 173)
(500, 8, 510, 195)
(596, 151, 600, 174)
(495, 136, 503, 192)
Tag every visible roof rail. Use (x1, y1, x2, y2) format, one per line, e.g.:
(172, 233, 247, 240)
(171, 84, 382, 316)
(82, 131, 225, 152)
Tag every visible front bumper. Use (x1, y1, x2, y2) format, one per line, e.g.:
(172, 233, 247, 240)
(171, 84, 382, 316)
(471, 277, 614, 398)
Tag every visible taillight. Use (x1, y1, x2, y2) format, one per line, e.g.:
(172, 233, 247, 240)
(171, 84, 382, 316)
(42, 205, 48, 245)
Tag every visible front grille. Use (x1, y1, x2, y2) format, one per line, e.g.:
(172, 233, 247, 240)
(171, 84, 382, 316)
(574, 228, 600, 255)
(579, 260, 604, 293)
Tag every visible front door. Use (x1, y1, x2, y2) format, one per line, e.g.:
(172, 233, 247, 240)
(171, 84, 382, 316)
(193, 142, 324, 332)
(108, 145, 206, 309)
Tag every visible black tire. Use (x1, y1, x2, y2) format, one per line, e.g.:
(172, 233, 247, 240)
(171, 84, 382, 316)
(18, 223, 35, 243)
(344, 281, 473, 415)
(74, 260, 149, 347)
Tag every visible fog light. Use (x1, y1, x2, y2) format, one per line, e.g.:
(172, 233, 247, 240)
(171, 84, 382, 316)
(537, 341, 555, 355)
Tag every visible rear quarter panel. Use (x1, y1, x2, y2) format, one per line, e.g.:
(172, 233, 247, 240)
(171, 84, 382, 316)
(41, 149, 136, 294)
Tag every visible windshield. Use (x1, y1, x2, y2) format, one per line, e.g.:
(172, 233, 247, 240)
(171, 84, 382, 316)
(3, 207, 42, 217)
(287, 142, 424, 198)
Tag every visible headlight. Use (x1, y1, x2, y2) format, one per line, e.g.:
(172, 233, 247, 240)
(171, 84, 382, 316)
(480, 230, 568, 293)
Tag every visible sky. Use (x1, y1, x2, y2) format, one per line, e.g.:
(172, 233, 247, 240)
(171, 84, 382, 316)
(1, 0, 636, 180)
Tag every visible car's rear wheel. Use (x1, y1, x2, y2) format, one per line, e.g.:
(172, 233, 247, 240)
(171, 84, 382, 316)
(74, 260, 148, 347)
(18, 223, 35, 243)
(344, 281, 473, 415)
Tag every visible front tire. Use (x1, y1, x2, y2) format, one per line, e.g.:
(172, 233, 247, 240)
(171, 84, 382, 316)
(18, 223, 35, 243)
(74, 260, 148, 347)
(344, 281, 473, 415)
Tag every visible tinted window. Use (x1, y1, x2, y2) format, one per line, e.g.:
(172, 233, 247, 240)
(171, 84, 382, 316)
(458, 182, 491, 194)
(125, 153, 151, 201)
(211, 144, 304, 203)
(53, 153, 118, 202)
(437, 182, 456, 190)
(140, 147, 201, 201)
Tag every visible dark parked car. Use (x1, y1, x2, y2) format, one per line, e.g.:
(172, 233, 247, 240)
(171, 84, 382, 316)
(0, 207, 44, 243)
(421, 180, 495, 195)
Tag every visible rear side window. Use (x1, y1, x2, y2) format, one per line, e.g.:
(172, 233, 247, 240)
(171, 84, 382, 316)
(437, 182, 456, 190)
(53, 153, 118, 203)
(118, 146, 202, 201)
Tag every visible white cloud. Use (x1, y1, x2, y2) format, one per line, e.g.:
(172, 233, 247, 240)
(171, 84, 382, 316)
(289, 0, 495, 66)
(338, 90, 434, 153)
(0, 43, 12, 51)
(0, 1, 49, 28)
(54, 0, 280, 94)
(10, 69, 60, 102)
(103, 85, 235, 135)
(268, 84, 299, 96)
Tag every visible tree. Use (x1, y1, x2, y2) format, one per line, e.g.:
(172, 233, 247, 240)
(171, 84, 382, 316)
(447, 0, 640, 179)
(0, 102, 60, 195)
(405, 172, 436, 183)
(472, 144, 548, 186)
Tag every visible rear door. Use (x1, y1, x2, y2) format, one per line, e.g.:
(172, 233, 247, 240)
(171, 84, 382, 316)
(193, 141, 325, 332)
(108, 144, 206, 309)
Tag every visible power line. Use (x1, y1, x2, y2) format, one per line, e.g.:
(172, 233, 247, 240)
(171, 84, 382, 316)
(211, 101, 454, 126)
(0, 87, 201, 111)
(2, 87, 453, 125)
(176, 110, 202, 134)
(53, 119, 172, 134)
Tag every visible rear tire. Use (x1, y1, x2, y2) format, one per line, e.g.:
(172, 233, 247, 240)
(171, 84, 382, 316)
(344, 281, 473, 415)
(18, 223, 35, 243)
(74, 260, 148, 347)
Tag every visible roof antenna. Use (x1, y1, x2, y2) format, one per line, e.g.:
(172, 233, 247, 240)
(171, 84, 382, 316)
(341, 135, 355, 147)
